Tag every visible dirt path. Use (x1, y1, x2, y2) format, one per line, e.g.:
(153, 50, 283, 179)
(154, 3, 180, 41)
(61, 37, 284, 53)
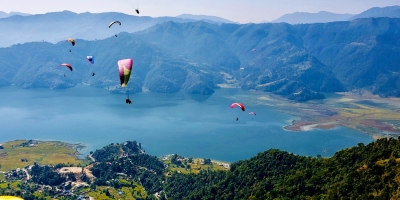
(89, 154, 95, 162)
(22, 168, 30, 180)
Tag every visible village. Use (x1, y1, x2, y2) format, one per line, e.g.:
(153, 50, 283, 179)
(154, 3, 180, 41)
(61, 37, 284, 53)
(0, 140, 231, 199)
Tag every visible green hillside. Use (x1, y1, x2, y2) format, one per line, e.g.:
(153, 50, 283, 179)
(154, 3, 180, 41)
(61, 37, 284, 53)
(165, 137, 400, 199)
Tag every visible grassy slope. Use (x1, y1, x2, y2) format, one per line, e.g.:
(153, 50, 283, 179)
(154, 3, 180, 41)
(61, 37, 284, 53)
(0, 140, 89, 173)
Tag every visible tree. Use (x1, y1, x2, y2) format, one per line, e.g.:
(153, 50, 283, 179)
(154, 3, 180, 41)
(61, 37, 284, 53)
(105, 189, 111, 197)
(203, 158, 211, 165)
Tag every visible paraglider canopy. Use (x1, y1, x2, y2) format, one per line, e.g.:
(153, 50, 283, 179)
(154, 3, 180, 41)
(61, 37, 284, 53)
(118, 59, 133, 87)
(249, 112, 256, 115)
(109, 21, 121, 28)
(66, 38, 75, 46)
(86, 56, 94, 64)
(251, 48, 256, 52)
(231, 103, 245, 111)
(59, 63, 73, 71)
(0, 196, 24, 200)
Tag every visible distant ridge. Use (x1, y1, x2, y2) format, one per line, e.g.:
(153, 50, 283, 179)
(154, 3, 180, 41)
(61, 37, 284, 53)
(176, 14, 237, 24)
(349, 5, 400, 20)
(271, 11, 353, 24)
(0, 11, 30, 18)
(271, 5, 400, 24)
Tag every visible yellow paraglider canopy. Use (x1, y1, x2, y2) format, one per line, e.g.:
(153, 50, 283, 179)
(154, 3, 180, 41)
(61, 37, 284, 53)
(65, 38, 75, 46)
(0, 196, 24, 200)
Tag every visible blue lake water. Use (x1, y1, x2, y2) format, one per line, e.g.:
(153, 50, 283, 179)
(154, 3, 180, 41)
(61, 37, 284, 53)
(0, 86, 373, 162)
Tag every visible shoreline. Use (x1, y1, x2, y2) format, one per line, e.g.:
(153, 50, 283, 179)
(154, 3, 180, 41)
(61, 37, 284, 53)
(283, 120, 340, 132)
(0, 139, 87, 159)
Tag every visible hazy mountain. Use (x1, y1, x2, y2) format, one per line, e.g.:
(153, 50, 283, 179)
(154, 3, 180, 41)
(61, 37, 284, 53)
(1, 18, 399, 101)
(298, 17, 400, 97)
(272, 11, 353, 24)
(271, 5, 400, 24)
(176, 14, 236, 24)
(349, 5, 400, 20)
(0, 11, 30, 18)
(0, 11, 224, 48)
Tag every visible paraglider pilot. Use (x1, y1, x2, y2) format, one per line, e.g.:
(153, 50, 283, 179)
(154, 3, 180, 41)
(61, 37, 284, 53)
(236, 118, 239, 121)
(135, 9, 139, 14)
(92, 73, 95, 76)
(126, 98, 132, 104)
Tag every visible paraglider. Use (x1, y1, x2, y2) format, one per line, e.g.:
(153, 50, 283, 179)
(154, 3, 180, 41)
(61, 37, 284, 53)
(118, 59, 133, 87)
(66, 38, 75, 52)
(118, 58, 133, 103)
(251, 48, 256, 52)
(249, 111, 256, 120)
(87, 56, 95, 76)
(109, 21, 121, 28)
(109, 21, 121, 37)
(60, 63, 72, 77)
(135, 0, 140, 14)
(230, 103, 245, 111)
(60, 63, 73, 71)
(86, 56, 94, 64)
(66, 38, 75, 46)
(231, 103, 245, 121)
(0, 196, 24, 200)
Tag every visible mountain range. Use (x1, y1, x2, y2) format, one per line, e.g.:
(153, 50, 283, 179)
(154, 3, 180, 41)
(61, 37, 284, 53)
(1, 16, 399, 101)
(271, 5, 400, 24)
(0, 11, 233, 48)
(1, 5, 398, 49)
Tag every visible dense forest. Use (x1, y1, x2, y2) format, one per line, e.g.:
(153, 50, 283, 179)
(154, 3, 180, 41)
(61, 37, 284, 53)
(165, 137, 400, 199)
(89, 142, 165, 194)
(91, 141, 143, 162)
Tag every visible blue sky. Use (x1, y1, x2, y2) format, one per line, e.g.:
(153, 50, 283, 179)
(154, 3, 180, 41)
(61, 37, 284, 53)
(1, 0, 399, 23)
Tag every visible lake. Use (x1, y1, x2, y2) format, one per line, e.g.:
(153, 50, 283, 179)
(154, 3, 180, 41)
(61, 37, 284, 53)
(0, 85, 373, 162)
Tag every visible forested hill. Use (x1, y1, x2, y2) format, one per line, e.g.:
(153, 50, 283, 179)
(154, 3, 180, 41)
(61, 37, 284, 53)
(91, 141, 144, 162)
(165, 137, 400, 199)
(0, 17, 399, 101)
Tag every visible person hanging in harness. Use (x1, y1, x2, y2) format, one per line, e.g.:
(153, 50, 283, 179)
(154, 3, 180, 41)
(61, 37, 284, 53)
(126, 91, 132, 104)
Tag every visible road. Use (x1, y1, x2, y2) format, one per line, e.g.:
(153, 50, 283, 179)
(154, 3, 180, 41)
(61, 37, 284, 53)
(22, 168, 30, 180)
